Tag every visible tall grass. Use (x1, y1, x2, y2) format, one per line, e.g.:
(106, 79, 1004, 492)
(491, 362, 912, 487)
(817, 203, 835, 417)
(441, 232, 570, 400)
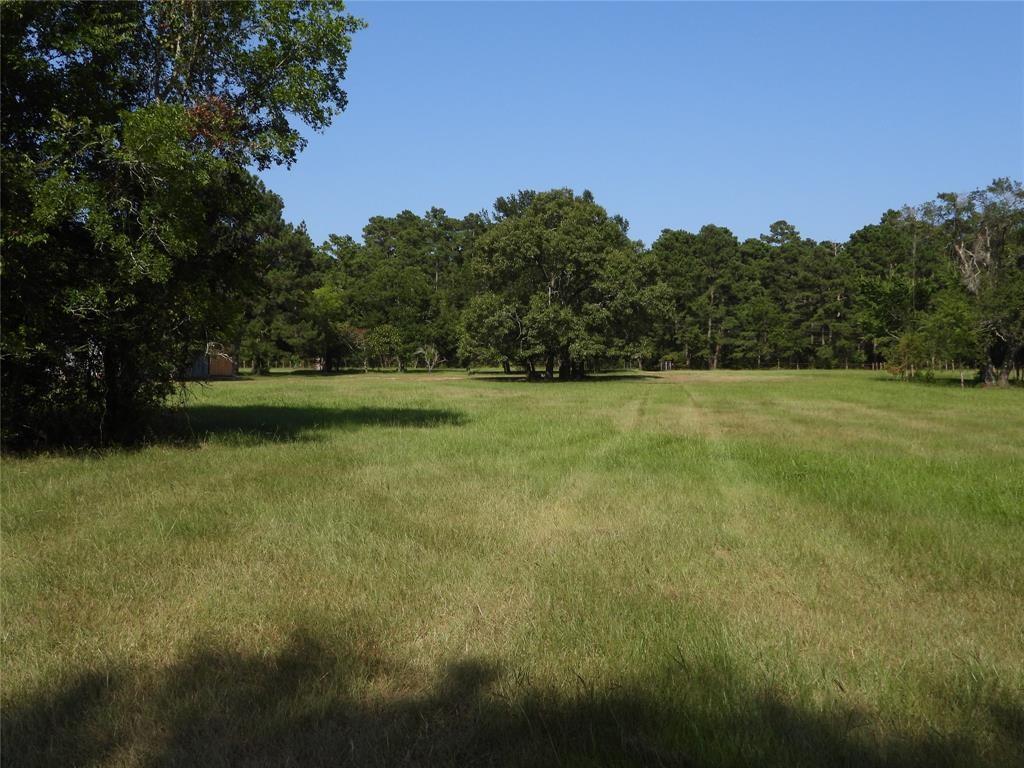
(3, 370, 1022, 766)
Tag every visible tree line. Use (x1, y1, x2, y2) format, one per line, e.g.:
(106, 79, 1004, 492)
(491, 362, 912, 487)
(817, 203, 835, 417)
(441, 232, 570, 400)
(235, 182, 1023, 385)
(2, 1, 1020, 449)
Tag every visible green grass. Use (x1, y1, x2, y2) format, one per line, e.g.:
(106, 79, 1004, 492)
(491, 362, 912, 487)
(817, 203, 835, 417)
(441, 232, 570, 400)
(3, 369, 1022, 767)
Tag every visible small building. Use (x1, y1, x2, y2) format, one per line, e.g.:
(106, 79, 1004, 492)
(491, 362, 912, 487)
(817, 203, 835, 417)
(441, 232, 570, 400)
(185, 343, 238, 379)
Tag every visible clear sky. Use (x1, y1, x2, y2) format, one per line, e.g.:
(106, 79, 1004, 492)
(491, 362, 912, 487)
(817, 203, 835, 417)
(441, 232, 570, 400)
(259, 1, 1024, 247)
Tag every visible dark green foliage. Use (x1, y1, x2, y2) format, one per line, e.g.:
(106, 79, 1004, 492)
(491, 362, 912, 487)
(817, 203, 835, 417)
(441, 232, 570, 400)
(1, 1, 363, 445)
(311, 208, 487, 368)
(924, 179, 1024, 385)
(651, 225, 741, 369)
(647, 222, 862, 370)
(308, 192, 672, 378)
(461, 189, 664, 378)
(237, 206, 332, 375)
(307, 182, 1019, 383)
(362, 324, 404, 369)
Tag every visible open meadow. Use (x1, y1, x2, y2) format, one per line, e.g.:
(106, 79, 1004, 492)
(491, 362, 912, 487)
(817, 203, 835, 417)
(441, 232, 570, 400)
(2, 370, 1022, 767)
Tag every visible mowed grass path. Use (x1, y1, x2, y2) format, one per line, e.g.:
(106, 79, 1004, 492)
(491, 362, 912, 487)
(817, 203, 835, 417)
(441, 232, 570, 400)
(3, 370, 1022, 767)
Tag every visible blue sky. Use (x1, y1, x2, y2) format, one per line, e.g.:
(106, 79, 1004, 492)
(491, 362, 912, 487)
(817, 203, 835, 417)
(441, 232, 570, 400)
(259, 1, 1024, 247)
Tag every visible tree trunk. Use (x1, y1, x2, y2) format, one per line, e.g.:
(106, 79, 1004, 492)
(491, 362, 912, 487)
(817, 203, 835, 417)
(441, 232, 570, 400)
(983, 360, 1012, 387)
(545, 355, 554, 381)
(101, 342, 122, 444)
(502, 359, 511, 375)
(101, 339, 142, 444)
(558, 353, 571, 380)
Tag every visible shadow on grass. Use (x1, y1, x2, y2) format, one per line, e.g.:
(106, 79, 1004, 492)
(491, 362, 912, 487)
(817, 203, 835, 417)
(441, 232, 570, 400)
(5, 631, 1020, 768)
(2, 405, 466, 456)
(181, 404, 466, 445)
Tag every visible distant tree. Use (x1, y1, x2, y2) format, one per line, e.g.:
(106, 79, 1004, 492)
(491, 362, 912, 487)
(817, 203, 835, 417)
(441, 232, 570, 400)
(459, 293, 523, 372)
(321, 209, 485, 365)
(600, 250, 673, 370)
(239, 212, 329, 374)
(916, 292, 981, 372)
(463, 189, 648, 378)
(413, 344, 444, 372)
(761, 221, 816, 367)
(926, 179, 1024, 385)
(846, 207, 953, 367)
(363, 324, 403, 370)
(492, 190, 538, 221)
(651, 225, 742, 369)
(729, 286, 786, 369)
(306, 282, 353, 373)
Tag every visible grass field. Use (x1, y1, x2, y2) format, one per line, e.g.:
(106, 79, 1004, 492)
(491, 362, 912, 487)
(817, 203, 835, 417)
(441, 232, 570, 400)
(3, 369, 1023, 767)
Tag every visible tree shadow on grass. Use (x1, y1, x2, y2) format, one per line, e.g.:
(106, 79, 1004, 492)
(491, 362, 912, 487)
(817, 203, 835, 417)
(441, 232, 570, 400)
(5, 630, 1020, 768)
(3, 404, 466, 456)
(180, 404, 467, 445)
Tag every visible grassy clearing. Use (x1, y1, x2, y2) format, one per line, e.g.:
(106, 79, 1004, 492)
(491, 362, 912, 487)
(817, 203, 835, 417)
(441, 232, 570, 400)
(2, 370, 1022, 767)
